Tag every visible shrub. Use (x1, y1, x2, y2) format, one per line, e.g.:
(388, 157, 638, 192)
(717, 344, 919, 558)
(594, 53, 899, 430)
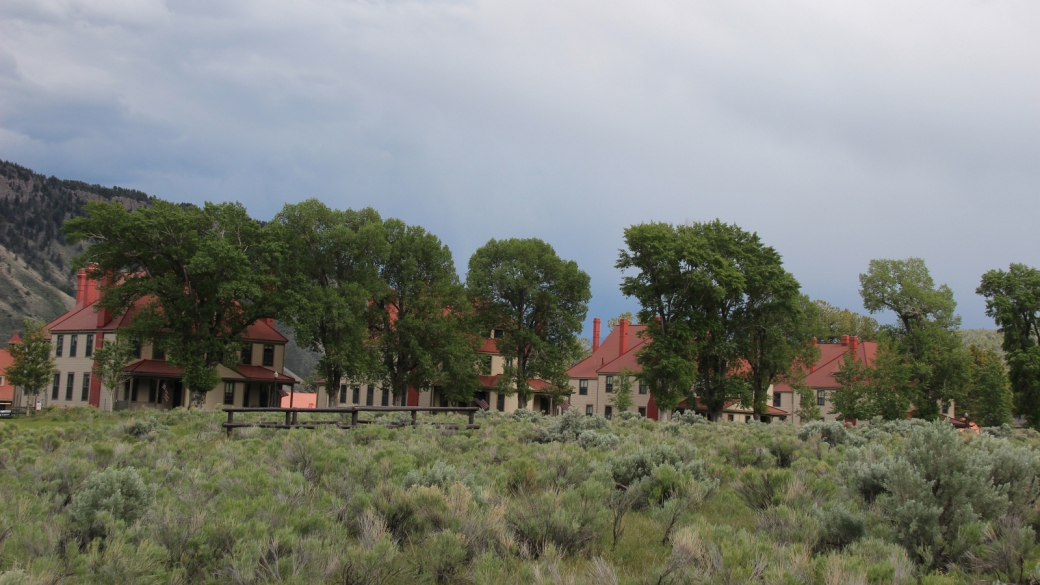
(402, 460, 468, 490)
(816, 504, 865, 551)
(674, 410, 706, 425)
(68, 467, 154, 540)
(614, 410, 642, 422)
(839, 443, 892, 503)
(983, 424, 1013, 439)
(533, 408, 610, 444)
(610, 444, 682, 488)
(507, 479, 608, 557)
(119, 417, 168, 440)
(878, 421, 1009, 567)
(508, 409, 543, 422)
(797, 420, 858, 446)
(735, 468, 793, 511)
(577, 431, 620, 450)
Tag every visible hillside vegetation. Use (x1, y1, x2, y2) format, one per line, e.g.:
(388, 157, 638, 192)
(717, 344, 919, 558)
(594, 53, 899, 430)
(0, 409, 1038, 584)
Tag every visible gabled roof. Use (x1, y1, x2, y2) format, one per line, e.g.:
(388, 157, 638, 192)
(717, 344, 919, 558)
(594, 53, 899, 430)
(7, 333, 21, 345)
(567, 323, 648, 379)
(242, 320, 288, 343)
(477, 338, 498, 354)
(773, 340, 878, 392)
(236, 365, 295, 383)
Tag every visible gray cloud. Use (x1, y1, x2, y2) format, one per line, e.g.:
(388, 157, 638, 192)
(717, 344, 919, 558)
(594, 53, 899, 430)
(1, 0, 1037, 330)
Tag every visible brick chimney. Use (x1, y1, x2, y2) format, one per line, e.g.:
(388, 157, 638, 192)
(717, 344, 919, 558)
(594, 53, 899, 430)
(592, 318, 601, 352)
(75, 270, 88, 307)
(264, 317, 275, 328)
(619, 319, 629, 357)
(841, 335, 850, 346)
(850, 336, 859, 352)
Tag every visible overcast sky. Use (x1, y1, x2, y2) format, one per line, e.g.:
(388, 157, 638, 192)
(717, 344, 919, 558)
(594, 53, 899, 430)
(1, 0, 1037, 332)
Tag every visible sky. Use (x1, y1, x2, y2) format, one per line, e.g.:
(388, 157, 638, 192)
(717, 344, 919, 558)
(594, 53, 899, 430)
(1, 0, 1037, 333)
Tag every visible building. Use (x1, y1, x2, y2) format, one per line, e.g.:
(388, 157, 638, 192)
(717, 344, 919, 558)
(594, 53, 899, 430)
(567, 318, 790, 422)
(319, 332, 560, 414)
(42, 269, 294, 411)
(772, 336, 878, 423)
(0, 334, 17, 409)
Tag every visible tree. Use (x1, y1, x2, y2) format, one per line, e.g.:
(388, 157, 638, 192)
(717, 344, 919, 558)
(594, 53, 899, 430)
(64, 200, 280, 406)
(977, 264, 1040, 429)
(617, 220, 808, 421)
(833, 340, 915, 421)
(5, 318, 56, 407)
(91, 335, 138, 411)
(964, 345, 1013, 427)
(369, 219, 478, 405)
(270, 200, 385, 401)
(859, 258, 970, 420)
(467, 238, 591, 409)
(810, 300, 881, 343)
(607, 312, 637, 328)
(611, 367, 635, 412)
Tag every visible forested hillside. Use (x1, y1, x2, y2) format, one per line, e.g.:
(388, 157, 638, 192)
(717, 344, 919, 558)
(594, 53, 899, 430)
(0, 160, 149, 342)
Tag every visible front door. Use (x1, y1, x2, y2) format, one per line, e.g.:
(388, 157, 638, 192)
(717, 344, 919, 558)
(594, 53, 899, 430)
(171, 380, 183, 409)
(538, 396, 550, 414)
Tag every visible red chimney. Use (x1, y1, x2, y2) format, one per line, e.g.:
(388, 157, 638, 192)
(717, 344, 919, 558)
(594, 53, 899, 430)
(850, 336, 859, 352)
(619, 319, 629, 357)
(264, 317, 275, 328)
(592, 318, 601, 352)
(841, 335, 850, 346)
(75, 270, 88, 307)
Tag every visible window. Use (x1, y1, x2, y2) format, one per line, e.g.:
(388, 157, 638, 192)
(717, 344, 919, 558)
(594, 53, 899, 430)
(605, 406, 613, 419)
(133, 341, 142, 359)
(638, 407, 647, 417)
(381, 387, 390, 407)
(504, 357, 513, 369)
(493, 329, 504, 339)
(366, 385, 374, 406)
(152, 346, 165, 360)
(69, 335, 78, 357)
(585, 405, 593, 416)
(55, 335, 64, 357)
(817, 390, 826, 406)
(941, 402, 949, 415)
(224, 382, 235, 405)
(352, 385, 360, 404)
(148, 380, 157, 403)
(81, 373, 91, 401)
(241, 345, 252, 365)
(123, 379, 131, 401)
(85, 334, 94, 357)
(497, 393, 505, 412)
(746, 415, 751, 423)
(727, 414, 734, 421)
(437, 386, 448, 407)
(579, 380, 588, 395)
(339, 385, 347, 405)
(262, 345, 275, 367)
(480, 354, 492, 375)
(65, 373, 75, 401)
(605, 375, 613, 393)
(52, 374, 60, 400)
(638, 381, 647, 395)
(773, 393, 782, 408)
(131, 379, 140, 402)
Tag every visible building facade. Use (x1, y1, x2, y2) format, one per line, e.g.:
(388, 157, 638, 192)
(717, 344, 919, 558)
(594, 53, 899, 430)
(42, 270, 293, 412)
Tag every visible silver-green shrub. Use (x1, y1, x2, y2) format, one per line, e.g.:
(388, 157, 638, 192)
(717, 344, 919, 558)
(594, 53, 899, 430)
(797, 420, 860, 446)
(68, 467, 154, 540)
(673, 410, 706, 425)
(402, 460, 468, 489)
(577, 430, 620, 450)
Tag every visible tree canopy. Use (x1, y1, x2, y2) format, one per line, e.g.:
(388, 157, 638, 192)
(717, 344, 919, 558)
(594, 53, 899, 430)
(977, 263, 1040, 428)
(617, 220, 812, 420)
(5, 318, 56, 400)
(467, 238, 591, 408)
(857, 258, 969, 420)
(270, 200, 386, 396)
(810, 300, 880, 343)
(64, 200, 280, 403)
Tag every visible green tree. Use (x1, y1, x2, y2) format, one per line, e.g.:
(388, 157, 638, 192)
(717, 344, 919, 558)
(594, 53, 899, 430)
(91, 335, 138, 411)
(64, 200, 279, 406)
(833, 340, 915, 421)
(5, 318, 57, 407)
(369, 219, 478, 405)
(607, 312, 637, 328)
(618, 220, 806, 421)
(859, 258, 970, 420)
(977, 264, 1040, 429)
(964, 345, 1013, 427)
(810, 300, 881, 343)
(611, 367, 635, 413)
(270, 200, 385, 400)
(467, 238, 591, 409)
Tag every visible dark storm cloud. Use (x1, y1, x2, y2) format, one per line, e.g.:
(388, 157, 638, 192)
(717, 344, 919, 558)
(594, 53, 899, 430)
(1, 0, 1037, 330)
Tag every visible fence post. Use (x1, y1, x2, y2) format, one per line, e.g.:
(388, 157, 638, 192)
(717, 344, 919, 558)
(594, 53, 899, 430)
(226, 410, 234, 437)
(285, 409, 291, 427)
(351, 409, 359, 428)
(469, 409, 475, 425)
(412, 410, 418, 426)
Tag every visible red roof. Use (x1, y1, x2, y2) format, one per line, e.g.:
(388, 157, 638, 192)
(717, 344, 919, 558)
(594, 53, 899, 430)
(680, 396, 788, 416)
(124, 359, 184, 376)
(478, 374, 552, 391)
(773, 340, 877, 392)
(236, 365, 295, 383)
(567, 323, 649, 379)
(7, 333, 21, 345)
(477, 338, 498, 354)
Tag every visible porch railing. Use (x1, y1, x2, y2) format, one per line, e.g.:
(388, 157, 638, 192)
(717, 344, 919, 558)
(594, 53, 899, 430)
(221, 406, 480, 436)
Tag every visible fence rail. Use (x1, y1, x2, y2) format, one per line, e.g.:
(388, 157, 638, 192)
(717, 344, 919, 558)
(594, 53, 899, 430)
(222, 406, 480, 436)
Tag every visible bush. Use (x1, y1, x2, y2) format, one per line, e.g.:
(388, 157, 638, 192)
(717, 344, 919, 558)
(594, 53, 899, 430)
(816, 504, 865, 551)
(610, 444, 683, 488)
(577, 431, 620, 450)
(983, 423, 1013, 439)
(119, 417, 168, 440)
(402, 460, 469, 489)
(797, 420, 858, 446)
(839, 443, 892, 503)
(508, 408, 543, 422)
(674, 410, 706, 425)
(68, 467, 154, 540)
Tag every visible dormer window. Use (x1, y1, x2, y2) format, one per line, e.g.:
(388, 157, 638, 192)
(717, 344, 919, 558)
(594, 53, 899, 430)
(493, 329, 504, 339)
(262, 344, 275, 367)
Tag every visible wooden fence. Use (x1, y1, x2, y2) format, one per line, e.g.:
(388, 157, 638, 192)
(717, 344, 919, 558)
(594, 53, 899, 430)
(222, 406, 480, 436)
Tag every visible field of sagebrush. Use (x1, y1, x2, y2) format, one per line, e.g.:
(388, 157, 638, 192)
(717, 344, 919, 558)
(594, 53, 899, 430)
(0, 407, 1038, 584)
